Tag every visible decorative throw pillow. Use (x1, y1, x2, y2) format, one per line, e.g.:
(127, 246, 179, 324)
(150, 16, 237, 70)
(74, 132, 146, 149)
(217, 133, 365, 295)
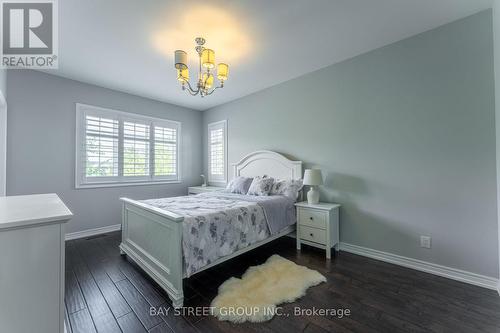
(271, 179, 304, 200)
(247, 176, 275, 196)
(225, 176, 253, 194)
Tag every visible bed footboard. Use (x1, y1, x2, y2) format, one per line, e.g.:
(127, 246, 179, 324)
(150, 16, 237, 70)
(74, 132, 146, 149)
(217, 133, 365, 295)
(119, 198, 185, 308)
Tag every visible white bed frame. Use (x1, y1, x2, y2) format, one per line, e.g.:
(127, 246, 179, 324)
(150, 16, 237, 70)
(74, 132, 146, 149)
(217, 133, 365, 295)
(119, 150, 302, 307)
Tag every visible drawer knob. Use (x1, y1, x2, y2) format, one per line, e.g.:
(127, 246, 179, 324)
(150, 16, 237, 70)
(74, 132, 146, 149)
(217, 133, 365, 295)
(309, 217, 313, 220)
(310, 233, 314, 237)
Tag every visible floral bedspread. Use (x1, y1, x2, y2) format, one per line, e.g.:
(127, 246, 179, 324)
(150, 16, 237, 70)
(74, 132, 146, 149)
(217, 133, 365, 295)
(141, 193, 271, 277)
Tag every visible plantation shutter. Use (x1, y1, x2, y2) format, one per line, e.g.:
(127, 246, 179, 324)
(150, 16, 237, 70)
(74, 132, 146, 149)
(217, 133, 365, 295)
(83, 114, 119, 179)
(154, 124, 178, 178)
(208, 120, 227, 183)
(123, 120, 150, 178)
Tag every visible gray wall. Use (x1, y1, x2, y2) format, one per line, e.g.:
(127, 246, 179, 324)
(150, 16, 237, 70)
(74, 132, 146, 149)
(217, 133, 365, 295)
(204, 11, 498, 277)
(7, 70, 203, 233)
(493, 0, 500, 280)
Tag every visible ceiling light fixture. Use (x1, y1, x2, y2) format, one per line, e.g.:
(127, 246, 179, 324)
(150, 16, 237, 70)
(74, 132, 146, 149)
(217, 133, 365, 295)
(174, 37, 229, 97)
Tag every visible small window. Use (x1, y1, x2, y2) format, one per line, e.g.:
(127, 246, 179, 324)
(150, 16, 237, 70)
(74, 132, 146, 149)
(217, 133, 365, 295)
(208, 120, 227, 184)
(76, 104, 181, 188)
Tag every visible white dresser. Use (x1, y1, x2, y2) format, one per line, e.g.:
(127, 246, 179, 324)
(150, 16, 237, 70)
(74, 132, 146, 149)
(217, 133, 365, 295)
(0, 193, 73, 333)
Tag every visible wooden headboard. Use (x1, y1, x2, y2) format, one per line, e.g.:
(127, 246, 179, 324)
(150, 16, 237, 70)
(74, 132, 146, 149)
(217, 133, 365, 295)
(231, 150, 302, 180)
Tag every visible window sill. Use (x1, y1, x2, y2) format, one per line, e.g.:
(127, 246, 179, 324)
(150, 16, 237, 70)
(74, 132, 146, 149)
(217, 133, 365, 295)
(75, 180, 182, 189)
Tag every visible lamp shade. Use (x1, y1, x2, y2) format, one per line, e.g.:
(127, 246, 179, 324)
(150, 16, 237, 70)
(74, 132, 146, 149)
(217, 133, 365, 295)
(202, 73, 214, 89)
(217, 63, 229, 81)
(174, 50, 187, 69)
(177, 68, 189, 82)
(201, 49, 215, 69)
(303, 169, 323, 186)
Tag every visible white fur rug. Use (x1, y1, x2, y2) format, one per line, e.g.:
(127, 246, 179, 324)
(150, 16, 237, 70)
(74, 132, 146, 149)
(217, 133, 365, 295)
(210, 254, 326, 323)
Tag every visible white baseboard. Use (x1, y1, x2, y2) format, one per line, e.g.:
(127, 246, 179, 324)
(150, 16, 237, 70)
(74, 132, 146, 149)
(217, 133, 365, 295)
(65, 224, 121, 241)
(340, 242, 499, 291)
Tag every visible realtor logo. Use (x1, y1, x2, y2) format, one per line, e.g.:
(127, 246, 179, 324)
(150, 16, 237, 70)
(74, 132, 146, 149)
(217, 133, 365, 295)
(1, 0, 58, 68)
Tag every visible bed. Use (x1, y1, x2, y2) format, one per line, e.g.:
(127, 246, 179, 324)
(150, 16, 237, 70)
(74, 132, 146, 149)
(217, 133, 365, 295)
(119, 150, 303, 307)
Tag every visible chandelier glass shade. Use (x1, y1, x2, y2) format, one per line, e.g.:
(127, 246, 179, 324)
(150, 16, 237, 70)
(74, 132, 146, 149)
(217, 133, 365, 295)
(174, 37, 229, 97)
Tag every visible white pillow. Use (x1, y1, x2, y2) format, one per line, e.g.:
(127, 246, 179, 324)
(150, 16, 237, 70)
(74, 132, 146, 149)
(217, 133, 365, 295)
(247, 176, 275, 196)
(225, 176, 253, 194)
(271, 179, 303, 200)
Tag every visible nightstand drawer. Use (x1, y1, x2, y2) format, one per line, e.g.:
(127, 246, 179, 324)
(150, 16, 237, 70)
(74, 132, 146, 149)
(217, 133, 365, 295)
(298, 209, 327, 229)
(299, 225, 326, 245)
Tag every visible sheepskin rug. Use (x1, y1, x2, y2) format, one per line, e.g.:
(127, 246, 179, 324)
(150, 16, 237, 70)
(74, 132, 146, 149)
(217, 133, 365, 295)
(210, 254, 326, 323)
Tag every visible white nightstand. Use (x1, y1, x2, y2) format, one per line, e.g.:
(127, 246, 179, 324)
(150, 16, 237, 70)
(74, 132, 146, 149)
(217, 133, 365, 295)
(188, 186, 224, 195)
(295, 201, 340, 259)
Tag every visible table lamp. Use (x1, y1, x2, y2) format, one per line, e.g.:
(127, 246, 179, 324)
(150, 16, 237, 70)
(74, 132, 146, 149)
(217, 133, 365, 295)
(303, 169, 323, 204)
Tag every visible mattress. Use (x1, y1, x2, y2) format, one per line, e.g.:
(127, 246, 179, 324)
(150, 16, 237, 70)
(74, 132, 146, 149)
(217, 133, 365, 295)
(141, 192, 296, 277)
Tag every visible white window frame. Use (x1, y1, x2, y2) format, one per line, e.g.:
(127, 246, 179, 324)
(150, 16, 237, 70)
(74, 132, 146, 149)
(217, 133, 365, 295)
(207, 120, 227, 184)
(75, 103, 181, 189)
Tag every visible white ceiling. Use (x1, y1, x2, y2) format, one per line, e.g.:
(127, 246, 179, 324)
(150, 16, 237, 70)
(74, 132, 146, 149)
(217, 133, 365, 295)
(49, 0, 493, 110)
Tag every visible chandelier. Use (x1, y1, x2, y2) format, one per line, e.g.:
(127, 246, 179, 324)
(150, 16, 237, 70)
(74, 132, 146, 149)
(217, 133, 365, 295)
(174, 37, 229, 97)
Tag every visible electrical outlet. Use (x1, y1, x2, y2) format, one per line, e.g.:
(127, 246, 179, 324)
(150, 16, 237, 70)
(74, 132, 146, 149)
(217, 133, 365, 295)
(420, 236, 431, 249)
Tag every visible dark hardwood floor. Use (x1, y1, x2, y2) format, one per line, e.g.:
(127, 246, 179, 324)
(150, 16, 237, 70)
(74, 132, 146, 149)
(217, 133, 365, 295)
(65, 232, 500, 333)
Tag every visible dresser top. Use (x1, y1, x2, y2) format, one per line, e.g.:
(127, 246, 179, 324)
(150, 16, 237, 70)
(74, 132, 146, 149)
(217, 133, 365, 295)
(294, 201, 341, 211)
(188, 186, 224, 191)
(0, 193, 73, 230)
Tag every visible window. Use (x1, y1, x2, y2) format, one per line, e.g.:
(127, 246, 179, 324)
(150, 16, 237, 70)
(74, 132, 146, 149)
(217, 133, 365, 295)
(208, 120, 227, 183)
(76, 104, 180, 188)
